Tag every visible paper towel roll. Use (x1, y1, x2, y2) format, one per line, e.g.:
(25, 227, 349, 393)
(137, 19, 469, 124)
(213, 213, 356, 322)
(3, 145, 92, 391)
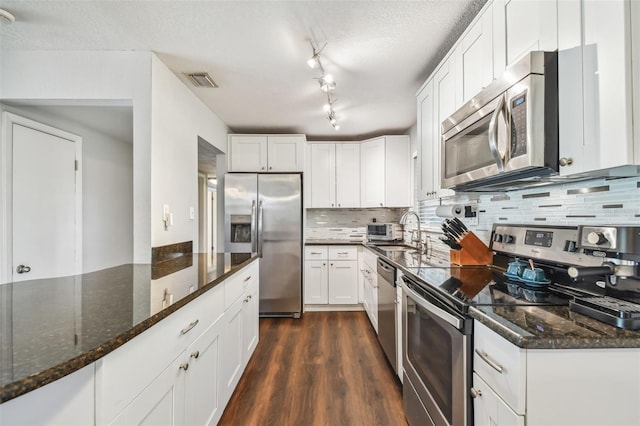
(435, 205, 463, 218)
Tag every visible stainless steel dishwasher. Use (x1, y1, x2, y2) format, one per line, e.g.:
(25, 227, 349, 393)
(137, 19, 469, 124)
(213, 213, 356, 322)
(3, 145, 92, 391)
(376, 257, 397, 373)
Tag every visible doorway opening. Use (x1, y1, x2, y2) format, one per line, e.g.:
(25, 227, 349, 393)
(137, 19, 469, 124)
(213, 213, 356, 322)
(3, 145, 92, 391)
(198, 136, 224, 256)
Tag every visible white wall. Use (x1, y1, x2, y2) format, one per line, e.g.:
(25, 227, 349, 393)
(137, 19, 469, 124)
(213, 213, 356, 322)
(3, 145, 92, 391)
(150, 55, 229, 249)
(0, 104, 134, 272)
(1, 50, 230, 261)
(1, 50, 152, 263)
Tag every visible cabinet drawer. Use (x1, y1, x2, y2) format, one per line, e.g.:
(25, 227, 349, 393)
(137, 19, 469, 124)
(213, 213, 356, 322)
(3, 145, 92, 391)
(225, 261, 258, 309)
(305, 246, 328, 260)
(96, 284, 224, 423)
(328, 246, 358, 260)
(473, 321, 526, 415)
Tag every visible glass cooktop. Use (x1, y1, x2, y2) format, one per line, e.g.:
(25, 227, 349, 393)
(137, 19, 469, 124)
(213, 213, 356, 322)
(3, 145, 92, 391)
(402, 266, 579, 312)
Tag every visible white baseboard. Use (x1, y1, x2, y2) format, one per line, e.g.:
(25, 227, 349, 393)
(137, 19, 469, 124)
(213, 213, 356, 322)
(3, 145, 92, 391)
(303, 304, 365, 312)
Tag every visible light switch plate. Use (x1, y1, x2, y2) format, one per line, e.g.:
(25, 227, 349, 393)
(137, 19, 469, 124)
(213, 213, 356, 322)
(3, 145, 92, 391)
(189, 207, 195, 220)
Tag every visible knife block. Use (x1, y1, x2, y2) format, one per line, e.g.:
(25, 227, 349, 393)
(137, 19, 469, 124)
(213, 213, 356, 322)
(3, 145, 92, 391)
(450, 232, 493, 266)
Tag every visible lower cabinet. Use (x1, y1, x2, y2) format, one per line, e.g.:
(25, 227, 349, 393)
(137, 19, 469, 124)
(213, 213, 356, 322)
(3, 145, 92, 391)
(361, 249, 378, 333)
(472, 373, 524, 426)
(96, 260, 259, 426)
(304, 246, 359, 306)
(473, 320, 640, 425)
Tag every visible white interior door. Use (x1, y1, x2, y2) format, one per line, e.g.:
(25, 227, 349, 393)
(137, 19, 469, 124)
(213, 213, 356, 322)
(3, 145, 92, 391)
(3, 113, 81, 282)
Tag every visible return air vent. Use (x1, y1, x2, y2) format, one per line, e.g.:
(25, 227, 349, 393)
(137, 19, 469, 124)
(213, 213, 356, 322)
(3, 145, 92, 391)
(186, 72, 218, 88)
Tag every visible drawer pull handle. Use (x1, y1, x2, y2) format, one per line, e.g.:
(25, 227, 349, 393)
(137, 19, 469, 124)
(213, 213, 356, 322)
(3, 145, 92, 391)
(475, 349, 504, 373)
(190, 350, 200, 359)
(337, 252, 349, 255)
(179, 363, 189, 371)
(181, 319, 199, 335)
(243, 275, 252, 282)
(310, 252, 323, 255)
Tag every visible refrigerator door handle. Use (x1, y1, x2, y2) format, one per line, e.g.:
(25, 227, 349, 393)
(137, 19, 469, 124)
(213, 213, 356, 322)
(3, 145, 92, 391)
(251, 200, 257, 253)
(257, 200, 264, 257)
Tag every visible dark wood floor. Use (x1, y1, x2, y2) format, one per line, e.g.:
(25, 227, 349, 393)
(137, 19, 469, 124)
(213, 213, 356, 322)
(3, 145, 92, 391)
(219, 311, 408, 426)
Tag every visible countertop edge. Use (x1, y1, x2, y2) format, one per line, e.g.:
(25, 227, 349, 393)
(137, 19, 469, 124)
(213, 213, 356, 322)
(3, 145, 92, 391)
(0, 255, 259, 404)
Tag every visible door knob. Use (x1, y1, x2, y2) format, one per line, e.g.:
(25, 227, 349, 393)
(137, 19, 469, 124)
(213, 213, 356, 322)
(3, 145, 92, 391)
(559, 157, 573, 167)
(16, 265, 31, 274)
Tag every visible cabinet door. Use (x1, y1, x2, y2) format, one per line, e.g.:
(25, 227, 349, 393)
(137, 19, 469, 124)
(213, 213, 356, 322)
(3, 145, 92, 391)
(229, 135, 268, 172)
(309, 143, 336, 208)
(109, 355, 186, 426)
(370, 271, 379, 333)
(335, 143, 361, 208)
(304, 260, 328, 304)
(417, 80, 436, 200)
(384, 135, 410, 207)
(328, 260, 358, 304)
(220, 296, 244, 406)
(472, 373, 525, 426)
(458, 4, 495, 104)
(267, 135, 305, 172)
(242, 276, 260, 364)
(434, 58, 457, 198)
(360, 137, 386, 207)
(184, 321, 224, 426)
(499, 0, 558, 68)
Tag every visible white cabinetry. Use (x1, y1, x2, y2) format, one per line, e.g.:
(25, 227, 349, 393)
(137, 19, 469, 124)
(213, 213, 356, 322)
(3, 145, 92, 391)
(96, 261, 259, 426)
(417, 79, 436, 200)
(228, 134, 305, 172)
(361, 136, 411, 207)
(473, 320, 640, 425)
(494, 0, 558, 69)
(457, 2, 496, 104)
(304, 246, 358, 307)
(0, 365, 95, 426)
(360, 137, 386, 207)
(361, 249, 379, 333)
(308, 143, 360, 208)
(557, 0, 639, 176)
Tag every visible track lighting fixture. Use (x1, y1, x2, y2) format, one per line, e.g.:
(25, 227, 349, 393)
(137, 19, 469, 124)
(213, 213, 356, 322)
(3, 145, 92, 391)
(307, 40, 342, 131)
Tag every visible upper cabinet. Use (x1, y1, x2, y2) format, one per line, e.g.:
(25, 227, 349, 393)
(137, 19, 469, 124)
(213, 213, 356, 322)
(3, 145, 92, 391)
(416, 0, 639, 197)
(361, 136, 411, 207)
(494, 0, 558, 69)
(557, 0, 639, 176)
(228, 134, 305, 172)
(308, 143, 360, 208)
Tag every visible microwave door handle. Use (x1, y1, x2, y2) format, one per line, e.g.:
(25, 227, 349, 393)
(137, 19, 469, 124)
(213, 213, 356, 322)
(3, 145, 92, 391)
(250, 200, 257, 253)
(488, 94, 506, 172)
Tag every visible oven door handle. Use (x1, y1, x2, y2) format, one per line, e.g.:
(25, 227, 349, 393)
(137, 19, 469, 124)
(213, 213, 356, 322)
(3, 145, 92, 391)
(404, 284, 463, 330)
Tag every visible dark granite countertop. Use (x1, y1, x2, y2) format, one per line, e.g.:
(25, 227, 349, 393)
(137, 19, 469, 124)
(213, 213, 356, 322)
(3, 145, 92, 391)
(364, 245, 640, 350)
(0, 252, 257, 403)
(470, 304, 640, 349)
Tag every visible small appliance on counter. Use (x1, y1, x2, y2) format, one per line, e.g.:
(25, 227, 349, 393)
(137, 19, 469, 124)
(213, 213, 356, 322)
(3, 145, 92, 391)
(366, 223, 402, 242)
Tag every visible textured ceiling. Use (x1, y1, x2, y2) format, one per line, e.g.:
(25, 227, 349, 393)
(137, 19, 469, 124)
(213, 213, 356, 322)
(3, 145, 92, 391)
(0, 0, 486, 140)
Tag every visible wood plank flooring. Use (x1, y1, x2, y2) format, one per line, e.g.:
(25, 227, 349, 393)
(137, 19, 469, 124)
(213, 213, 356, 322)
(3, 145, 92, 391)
(219, 311, 407, 426)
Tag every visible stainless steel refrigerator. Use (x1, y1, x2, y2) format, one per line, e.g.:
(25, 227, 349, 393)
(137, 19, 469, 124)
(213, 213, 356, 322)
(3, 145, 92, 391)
(224, 173, 302, 318)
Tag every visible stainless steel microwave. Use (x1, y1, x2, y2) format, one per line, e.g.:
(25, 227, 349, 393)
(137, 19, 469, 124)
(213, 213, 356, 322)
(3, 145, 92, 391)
(441, 51, 558, 191)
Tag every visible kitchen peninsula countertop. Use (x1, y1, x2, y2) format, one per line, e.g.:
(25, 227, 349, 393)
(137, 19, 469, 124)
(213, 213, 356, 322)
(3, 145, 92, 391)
(0, 252, 257, 403)
(305, 239, 365, 245)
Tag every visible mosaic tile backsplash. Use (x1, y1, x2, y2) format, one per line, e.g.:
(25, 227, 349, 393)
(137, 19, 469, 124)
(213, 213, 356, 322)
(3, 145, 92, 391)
(417, 176, 640, 252)
(305, 208, 407, 241)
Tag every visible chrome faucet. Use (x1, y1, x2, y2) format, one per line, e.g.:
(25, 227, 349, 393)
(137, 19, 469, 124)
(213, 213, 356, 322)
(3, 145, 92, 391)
(400, 210, 423, 252)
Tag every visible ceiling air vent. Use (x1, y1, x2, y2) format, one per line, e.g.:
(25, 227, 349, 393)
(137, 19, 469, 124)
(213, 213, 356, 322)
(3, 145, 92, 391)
(186, 72, 218, 88)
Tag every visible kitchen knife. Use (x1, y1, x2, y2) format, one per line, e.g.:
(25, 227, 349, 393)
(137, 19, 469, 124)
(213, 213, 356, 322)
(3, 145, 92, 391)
(442, 223, 462, 240)
(448, 220, 467, 239)
(453, 217, 468, 232)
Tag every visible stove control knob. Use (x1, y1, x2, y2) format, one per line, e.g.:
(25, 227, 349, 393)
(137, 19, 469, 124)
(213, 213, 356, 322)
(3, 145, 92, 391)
(587, 231, 608, 245)
(493, 233, 503, 243)
(503, 234, 514, 244)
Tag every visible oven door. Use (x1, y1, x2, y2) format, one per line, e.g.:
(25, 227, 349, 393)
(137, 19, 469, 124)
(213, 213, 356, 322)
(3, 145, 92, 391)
(402, 280, 471, 426)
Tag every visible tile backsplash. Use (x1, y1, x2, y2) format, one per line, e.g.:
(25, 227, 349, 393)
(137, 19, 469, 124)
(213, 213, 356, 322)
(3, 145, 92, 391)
(417, 176, 640, 245)
(305, 208, 407, 241)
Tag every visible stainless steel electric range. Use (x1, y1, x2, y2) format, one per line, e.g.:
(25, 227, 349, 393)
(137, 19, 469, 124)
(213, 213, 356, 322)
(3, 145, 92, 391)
(400, 223, 640, 426)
